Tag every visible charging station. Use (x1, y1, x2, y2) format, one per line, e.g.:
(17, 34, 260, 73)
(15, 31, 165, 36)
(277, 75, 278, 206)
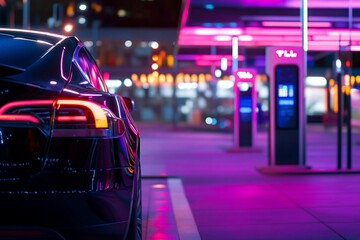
(266, 47, 306, 166)
(233, 69, 257, 148)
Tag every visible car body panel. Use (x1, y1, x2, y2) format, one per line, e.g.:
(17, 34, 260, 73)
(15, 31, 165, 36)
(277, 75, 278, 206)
(0, 28, 141, 239)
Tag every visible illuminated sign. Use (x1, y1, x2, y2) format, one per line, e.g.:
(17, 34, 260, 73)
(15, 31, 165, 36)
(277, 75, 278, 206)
(275, 50, 298, 58)
(239, 96, 252, 122)
(237, 71, 254, 79)
(233, 68, 256, 147)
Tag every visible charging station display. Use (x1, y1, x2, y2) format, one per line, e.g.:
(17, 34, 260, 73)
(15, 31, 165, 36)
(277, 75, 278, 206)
(275, 65, 299, 129)
(238, 84, 253, 146)
(266, 46, 305, 167)
(233, 69, 256, 149)
(239, 85, 252, 123)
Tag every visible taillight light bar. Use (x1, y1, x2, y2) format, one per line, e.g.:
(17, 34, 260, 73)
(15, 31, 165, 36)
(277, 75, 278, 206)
(55, 116, 87, 122)
(0, 99, 126, 137)
(0, 100, 52, 125)
(55, 99, 108, 129)
(0, 114, 40, 123)
(0, 100, 53, 114)
(0, 99, 109, 129)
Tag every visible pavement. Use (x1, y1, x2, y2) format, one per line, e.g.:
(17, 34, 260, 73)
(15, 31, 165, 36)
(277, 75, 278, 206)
(140, 123, 360, 240)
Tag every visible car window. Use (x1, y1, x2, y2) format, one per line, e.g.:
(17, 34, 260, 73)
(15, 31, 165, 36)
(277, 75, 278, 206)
(74, 47, 108, 92)
(0, 34, 52, 69)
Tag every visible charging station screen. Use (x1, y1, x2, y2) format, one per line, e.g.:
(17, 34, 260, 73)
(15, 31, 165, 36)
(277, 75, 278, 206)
(239, 96, 252, 122)
(275, 65, 298, 129)
(238, 84, 252, 123)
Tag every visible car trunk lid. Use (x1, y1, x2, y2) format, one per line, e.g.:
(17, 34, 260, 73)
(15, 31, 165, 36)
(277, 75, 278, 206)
(0, 79, 62, 179)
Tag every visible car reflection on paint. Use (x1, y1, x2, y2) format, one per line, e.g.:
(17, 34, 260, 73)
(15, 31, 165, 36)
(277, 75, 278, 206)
(0, 28, 141, 240)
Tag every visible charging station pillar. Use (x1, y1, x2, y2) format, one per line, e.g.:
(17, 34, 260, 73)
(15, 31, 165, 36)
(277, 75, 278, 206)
(266, 47, 306, 167)
(233, 69, 257, 148)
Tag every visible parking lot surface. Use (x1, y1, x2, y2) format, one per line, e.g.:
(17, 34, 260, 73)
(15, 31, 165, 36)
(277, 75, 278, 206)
(141, 124, 360, 240)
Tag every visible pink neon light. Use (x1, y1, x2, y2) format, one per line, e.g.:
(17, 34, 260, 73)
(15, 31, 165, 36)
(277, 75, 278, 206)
(195, 54, 239, 61)
(312, 35, 360, 41)
(177, 54, 244, 62)
(195, 59, 222, 67)
(309, 41, 351, 46)
(60, 47, 67, 80)
(179, 35, 257, 47)
(285, 0, 360, 8)
(194, 54, 245, 67)
(57, 100, 108, 128)
(179, 36, 301, 47)
(179, 36, 232, 46)
(307, 45, 340, 51)
(180, 38, 360, 50)
(192, 0, 360, 8)
(275, 49, 298, 58)
(0, 115, 39, 123)
(180, 0, 190, 27)
(235, 69, 256, 82)
(245, 27, 302, 35)
(238, 35, 253, 41)
(103, 72, 110, 80)
(350, 46, 360, 51)
(262, 21, 331, 28)
(194, 28, 242, 36)
(237, 71, 254, 80)
(283, 36, 302, 41)
(252, 36, 289, 41)
(182, 27, 243, 36)
(178, 25, 360, 51)
(328, 30, 360, 37)
(215, 35, 232, 41)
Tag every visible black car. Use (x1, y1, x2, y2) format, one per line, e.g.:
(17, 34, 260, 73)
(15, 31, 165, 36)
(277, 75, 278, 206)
(0, 28, 141, 240)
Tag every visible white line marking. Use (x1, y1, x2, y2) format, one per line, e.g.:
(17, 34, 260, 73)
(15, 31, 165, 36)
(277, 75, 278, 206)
(168, 178, 201, 240)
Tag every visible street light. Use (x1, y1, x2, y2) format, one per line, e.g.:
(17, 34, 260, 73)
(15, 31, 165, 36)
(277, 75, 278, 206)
(79, 3, 87, 11)
(63, 23, 73, 33)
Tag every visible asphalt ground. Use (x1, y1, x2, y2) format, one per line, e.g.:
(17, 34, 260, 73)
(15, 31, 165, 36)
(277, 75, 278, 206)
(141, 123, 360, 240)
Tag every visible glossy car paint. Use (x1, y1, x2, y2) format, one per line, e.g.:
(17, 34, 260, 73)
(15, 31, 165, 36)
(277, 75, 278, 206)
(0, 29, 141, 239)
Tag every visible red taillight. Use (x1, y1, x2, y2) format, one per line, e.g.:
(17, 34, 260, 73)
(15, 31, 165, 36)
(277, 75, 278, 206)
(0, 99, 124, 137)
(54, 99, 108, 129)
(0, 114, 40, 123)
(0, 100, 53, 115)
(0, 100, 52, 125)
(56, 116, 87, 122)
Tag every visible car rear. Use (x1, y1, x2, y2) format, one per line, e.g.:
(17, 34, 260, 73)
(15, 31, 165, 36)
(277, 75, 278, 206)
(0, 29, 140, 239)
(0, 30, 63, 180)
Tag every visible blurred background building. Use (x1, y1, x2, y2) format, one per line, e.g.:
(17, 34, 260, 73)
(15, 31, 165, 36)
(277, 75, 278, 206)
(1, 0, 360, 129)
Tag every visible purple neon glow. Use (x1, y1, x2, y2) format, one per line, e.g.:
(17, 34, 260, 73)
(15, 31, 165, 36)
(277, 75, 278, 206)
(195, 54, 241, 61)
(192, 54, 245, 66)
(178, 26, 360, 51)
(60, 47, 68, 80)
(177, 54, 243, 61)
(193, 0, 360, 8)
(180, 0, 190, 27)
(262, 21, 332, 28)
(194, 28, 242, 36)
